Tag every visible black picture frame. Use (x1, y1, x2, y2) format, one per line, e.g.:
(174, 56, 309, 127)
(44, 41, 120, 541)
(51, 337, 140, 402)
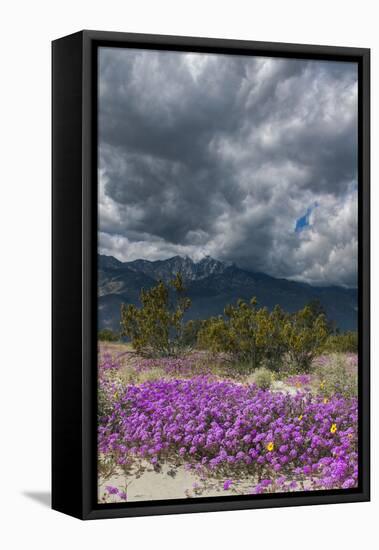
(52, 30, 370, 520)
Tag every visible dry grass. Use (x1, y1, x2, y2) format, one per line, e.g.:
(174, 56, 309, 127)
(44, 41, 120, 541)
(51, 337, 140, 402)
(117, 366, 167, 385)
(98, 341, 357, 397)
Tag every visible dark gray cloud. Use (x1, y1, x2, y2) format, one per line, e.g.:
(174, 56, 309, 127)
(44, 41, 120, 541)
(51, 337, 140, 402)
(98, 48, 358, 287)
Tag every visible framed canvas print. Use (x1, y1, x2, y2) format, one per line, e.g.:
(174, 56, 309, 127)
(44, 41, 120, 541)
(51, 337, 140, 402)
(52, 30, 370, 520)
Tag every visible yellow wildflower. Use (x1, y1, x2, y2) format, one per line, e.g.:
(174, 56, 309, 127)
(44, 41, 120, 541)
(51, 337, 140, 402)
(330, 423, 337, 434)
(298, 415, 303, 421)
(320, 382, 325, 390)
(323, 398, 328, 404)
(266, 441, 274, 452)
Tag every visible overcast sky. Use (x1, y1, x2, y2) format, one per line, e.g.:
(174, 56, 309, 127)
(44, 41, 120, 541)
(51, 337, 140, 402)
(98, 47, 358, 287)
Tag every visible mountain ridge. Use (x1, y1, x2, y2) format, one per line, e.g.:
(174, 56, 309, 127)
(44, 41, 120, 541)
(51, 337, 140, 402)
(98, 254, 357, 331)
(99, 254, 233, 283)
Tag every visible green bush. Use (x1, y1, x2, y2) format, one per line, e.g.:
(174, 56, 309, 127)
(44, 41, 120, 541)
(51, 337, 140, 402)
(261, 305, 289, 372)
(198, 299, 329, 373)
(282, 305, 329, 372)
(98, 328, 120, 342)
(252, 367, 273, 390)
(323, 331, 358, 353)
(199, 298, 268, 370)
(180, 319, 203, 348)
(198, 299, 286, 372)
(120, 273, 191, 357)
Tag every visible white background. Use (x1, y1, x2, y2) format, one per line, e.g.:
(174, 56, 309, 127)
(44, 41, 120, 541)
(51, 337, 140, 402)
(0, 1, 376, 548)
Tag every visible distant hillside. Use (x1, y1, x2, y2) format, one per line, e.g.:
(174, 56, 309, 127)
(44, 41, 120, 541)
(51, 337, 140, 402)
(98, 254, 357, 332)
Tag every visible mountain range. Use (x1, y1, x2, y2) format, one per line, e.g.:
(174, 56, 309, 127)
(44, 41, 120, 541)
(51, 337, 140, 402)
(98, 254, 357, 332)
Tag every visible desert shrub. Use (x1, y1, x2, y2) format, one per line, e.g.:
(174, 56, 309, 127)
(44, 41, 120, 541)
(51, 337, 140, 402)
(180, 319, 203, 348)
(98, 328, 120, 342)
(197, 316, 230, 353)
(198, 299, 287, 372)
(252, 367, 273, 390)
(120, 273, 191, 357)
(307, 299, 336, 333)
(262, 305, 289, 372)
(198, 299, 328, 374)
(323, 331, 358, 354)
(315, 354, 358, 398)
(282, 305, 329, 372)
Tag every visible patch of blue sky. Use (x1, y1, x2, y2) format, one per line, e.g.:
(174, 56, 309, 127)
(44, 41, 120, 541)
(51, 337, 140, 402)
(295, 202, 319, 233)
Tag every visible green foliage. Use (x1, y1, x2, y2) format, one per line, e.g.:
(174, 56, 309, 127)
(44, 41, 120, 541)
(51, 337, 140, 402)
(307, 299, 336, 333)
(120, 275, 333, 370)
(198, 299, 329, 373)
(180, 319, 203, 348)
(315, 354, 358, 398)
(282, 305, 330, 372)
(322, 331, 358, 353)
(120, 273, 191, 357)
(252, 367, 273, 390)
(198, 299, 289, 372)
(198, 298, 269, 369)
(261, 305, 289, 372)
(98, 328, 120, 342)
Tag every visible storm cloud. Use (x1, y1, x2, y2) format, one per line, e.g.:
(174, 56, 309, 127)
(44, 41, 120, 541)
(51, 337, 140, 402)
(98, 47, 358, 287)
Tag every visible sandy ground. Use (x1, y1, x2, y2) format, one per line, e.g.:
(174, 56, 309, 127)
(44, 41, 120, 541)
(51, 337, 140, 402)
(98, 461, 255, 502)
(271, 380, 298, 395)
